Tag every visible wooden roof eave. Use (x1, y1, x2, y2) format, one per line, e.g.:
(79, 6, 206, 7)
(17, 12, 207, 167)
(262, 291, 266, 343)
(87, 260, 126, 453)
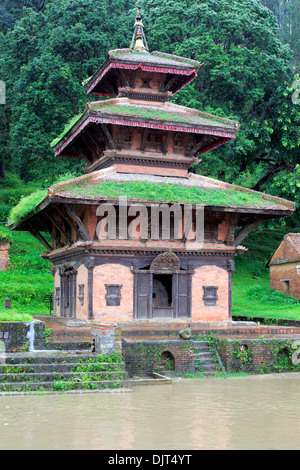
(53, 109, 237, 158)
(8, 196, 52, 232)
(84, 55, 202, 95)
(47, 195, 294, 216)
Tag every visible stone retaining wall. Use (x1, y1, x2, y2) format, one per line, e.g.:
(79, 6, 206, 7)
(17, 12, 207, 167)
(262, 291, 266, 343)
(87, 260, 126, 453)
(0, 321, 46, 352)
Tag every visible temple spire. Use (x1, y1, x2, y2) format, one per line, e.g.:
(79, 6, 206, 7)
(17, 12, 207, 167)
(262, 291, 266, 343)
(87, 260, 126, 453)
(130, 10, 149, 52)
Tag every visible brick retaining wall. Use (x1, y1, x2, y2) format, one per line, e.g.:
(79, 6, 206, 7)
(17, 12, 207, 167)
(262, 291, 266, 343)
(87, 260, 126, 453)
(122, 340, 194, 377)
(216, 337, 300, 374)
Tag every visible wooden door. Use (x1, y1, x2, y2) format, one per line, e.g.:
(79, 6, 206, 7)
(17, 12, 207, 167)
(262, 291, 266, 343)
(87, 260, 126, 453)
(134, 272, 151, 319)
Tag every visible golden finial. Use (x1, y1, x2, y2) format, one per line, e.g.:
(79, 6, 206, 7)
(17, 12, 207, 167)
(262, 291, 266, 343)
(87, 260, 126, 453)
(130, 10, 149, 52)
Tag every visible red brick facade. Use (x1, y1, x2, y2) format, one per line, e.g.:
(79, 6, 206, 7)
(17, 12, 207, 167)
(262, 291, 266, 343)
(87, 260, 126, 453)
(269, 233, 300, 299)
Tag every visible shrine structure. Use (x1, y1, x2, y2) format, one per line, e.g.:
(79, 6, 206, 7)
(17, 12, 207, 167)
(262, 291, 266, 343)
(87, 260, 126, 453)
(11, 12, 295, 324)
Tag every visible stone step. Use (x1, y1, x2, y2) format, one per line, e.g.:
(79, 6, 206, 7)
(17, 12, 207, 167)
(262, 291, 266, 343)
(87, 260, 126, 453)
(0, 370, 128, 384)
(0, 350, 129, 393)
(193, 341, 210, 348)
(0, 361, 125, 374)
(4, 352, 111, 365)
(0, 379, 127, 392)
(192, 340, 219, 375)
(45, 341, 91, 350)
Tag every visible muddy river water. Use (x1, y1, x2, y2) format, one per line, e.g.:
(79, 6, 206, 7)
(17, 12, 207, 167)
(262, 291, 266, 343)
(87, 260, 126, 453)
(1, 374, 300, 450)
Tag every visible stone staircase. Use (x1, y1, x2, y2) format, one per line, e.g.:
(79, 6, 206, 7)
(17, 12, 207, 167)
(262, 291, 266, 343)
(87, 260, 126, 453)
(0, 351, 129, 393)
(193, 340, 223, 375)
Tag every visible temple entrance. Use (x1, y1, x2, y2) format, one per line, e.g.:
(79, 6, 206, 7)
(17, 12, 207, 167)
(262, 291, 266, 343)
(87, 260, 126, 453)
(152, 274, 173, 317)
(134, 251, 192, 319)
(60, 266, 77, 318)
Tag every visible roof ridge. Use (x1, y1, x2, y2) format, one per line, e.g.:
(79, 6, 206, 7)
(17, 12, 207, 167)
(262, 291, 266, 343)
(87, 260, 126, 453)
(284, 233, 300, 256)
(151, 51, 202, 68)
(189, 173, 295, 210)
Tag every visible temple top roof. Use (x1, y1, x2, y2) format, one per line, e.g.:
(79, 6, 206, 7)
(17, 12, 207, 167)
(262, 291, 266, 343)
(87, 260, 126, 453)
(84, 11, 203, 96)
(130, 9, 149, 52)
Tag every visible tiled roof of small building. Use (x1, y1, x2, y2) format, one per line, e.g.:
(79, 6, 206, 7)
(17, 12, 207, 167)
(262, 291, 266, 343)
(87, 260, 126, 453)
(285, 233, 300, 256)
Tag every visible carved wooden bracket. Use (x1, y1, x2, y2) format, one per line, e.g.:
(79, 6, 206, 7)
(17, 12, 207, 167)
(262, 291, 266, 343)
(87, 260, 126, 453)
(64, 205, 91, 242)
(233, 217, 264, 246)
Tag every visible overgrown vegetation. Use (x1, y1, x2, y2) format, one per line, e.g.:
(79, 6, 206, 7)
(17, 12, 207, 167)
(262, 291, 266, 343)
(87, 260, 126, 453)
(8, 189, 47, 226)
(0, 224, 52, 319)
(65, 180, 281, 208)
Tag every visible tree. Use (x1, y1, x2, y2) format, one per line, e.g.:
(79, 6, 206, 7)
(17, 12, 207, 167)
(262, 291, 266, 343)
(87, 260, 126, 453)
(0, 0, 135, 181)
(137, 0, 298, 196)
(261, 0, 300, 64)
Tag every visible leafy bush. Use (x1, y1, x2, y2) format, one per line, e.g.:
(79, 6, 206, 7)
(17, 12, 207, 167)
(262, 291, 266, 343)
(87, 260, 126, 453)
(246, 285, 300, 306)
(0, 230, 12, 244)
(0, 204, 12, 223)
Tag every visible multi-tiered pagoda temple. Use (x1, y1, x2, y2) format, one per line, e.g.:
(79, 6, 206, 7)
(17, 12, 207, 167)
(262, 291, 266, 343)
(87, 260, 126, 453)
(12, 12, 294, 324)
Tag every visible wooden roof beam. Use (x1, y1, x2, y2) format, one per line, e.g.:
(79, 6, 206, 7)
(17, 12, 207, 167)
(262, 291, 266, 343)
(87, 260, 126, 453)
(233, 217, 264, 246)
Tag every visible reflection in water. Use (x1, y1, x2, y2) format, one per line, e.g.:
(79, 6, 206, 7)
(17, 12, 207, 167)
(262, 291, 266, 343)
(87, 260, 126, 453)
(1, 375, 300, 450)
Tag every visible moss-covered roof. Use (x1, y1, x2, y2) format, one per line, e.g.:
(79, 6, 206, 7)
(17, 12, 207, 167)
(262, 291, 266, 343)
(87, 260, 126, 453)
(107, 48, 202, 69)
(50, 170, 295, 212)
(51, 99, 238, 150)
(9, 170, 295, 229)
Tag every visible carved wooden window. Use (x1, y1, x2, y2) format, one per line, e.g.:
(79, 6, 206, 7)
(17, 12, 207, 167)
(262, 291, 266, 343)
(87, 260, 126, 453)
(145, 132, 162, 152)
(203, 286, 218, 306)
(117, 127, 133, 150)
(105, 284, 122, 306)
(78, 284, 84, 306)
(173, 133, 184, 154)
(55, 287, 60, 307)
(204, 211, 218, 242)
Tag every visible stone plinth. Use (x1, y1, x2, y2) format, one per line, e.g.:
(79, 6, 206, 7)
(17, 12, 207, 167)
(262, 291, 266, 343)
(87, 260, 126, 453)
(91, 323, 122, 355)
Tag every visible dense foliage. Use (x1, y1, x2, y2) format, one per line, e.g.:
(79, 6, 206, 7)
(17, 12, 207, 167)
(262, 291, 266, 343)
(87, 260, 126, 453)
(0, 0, 299, 222)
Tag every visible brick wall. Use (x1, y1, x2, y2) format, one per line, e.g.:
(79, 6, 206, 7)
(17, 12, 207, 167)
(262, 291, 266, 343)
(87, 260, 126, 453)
(192, 265, 229, 321)
(0, 243, 10, 271)
(216, 337, 300, 374)
(270, 262, 300, 299)
(123, 339, 194, 377)
(93, 263, 134, 322)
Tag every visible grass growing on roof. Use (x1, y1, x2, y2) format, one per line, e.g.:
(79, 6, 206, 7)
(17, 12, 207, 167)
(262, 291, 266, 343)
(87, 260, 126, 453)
(51, 113, 83, 147)
(90, 104, 231, 127)
(66, 180, 277, 208)
(8, 189, 48, 226)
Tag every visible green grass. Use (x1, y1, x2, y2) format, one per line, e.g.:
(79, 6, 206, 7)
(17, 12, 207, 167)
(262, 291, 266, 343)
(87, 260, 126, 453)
(0, 173, 41, 224)
(65, 180, 279, 209)
(232, 226, 300, 321)
(0, 226, 52, 319)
